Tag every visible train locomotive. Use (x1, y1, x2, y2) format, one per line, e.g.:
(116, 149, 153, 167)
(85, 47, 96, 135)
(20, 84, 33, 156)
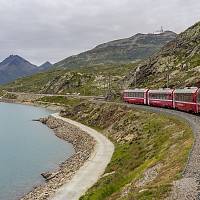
(123, 87, 200, 113)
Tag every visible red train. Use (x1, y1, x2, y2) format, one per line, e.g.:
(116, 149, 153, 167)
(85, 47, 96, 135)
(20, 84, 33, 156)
(123, 87, 200, 113)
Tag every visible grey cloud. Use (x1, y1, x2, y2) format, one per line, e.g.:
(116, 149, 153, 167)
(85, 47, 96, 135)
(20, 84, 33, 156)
(0, 0, 200, 65)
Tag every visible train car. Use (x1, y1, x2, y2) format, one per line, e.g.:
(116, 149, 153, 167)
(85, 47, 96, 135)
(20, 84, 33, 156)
(123, 89, 149, 105)
(148, 88, 175, 108)
(173, 87, 198, 113)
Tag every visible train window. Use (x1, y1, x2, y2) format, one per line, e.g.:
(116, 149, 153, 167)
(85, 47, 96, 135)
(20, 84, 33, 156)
(149, 93, 170, 100)
(175, 93, 193, 102)
(137, 92, 144, 98)
(127, 92, 144, 98)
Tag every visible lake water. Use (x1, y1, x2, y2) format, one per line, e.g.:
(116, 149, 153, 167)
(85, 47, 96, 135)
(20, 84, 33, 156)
(0, 103, 74, 200)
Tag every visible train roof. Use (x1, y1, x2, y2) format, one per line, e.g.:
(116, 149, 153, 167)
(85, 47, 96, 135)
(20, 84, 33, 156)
(174, 87, 198, 94)
(124, 89, 148, 93)
(148, 88, 174, 94)
(124, 87, 199, 94)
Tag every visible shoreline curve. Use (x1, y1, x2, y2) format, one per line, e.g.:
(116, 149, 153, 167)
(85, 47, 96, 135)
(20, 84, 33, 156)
(49, 113, 114, 200)
(0, 100, 114, 200)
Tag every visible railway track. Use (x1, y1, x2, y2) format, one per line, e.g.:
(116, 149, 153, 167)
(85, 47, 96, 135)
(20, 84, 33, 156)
(91, 99, 200, 199)
(122, 103, 200, 199)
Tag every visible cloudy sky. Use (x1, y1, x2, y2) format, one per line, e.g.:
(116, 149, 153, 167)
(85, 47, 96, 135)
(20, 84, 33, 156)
(0, 0, 200, 65)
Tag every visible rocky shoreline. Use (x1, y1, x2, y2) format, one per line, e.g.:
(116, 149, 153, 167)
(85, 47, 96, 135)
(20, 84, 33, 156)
(20, 115, 96, 200)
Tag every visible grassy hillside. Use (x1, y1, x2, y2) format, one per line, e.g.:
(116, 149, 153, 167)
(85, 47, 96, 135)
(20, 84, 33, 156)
(124, 21, 200, 89)
(58, 101, 193, 200)
(36, 96, 83, 107)
(54, 31, 176, 68)
(3, 31, 177, 95)
(4, 69, 64, 93)
(4, 63, 137, 96)
(3, 21, 200, 96)
(0, 89, 4, 97)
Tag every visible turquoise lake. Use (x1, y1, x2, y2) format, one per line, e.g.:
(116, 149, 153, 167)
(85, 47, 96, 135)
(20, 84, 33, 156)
(0, 103, 74, 200)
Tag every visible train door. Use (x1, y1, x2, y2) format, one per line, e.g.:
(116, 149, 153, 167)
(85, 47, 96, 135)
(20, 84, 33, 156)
(172, 90, 175, 109)
(147, 90, 150, 105)
(144, 90, 149, 105)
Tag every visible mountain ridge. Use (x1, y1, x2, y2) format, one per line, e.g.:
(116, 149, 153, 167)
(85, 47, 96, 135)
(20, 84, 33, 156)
(54, 31, 177, 69)
(0, 55, 53, 84)
(2, 29, 181, 94)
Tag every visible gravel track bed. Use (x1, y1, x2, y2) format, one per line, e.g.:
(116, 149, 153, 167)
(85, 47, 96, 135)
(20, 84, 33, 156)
(125, 104, 200, 200)
(91, 99, 200, 199)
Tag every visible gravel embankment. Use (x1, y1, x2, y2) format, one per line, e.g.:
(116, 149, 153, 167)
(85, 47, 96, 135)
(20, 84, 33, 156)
(125, 104, 200, 200)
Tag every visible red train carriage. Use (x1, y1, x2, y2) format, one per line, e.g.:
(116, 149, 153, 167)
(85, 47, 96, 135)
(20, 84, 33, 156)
(123, 89, 149, 105)
(173, 87, 199, 113)
(148, 89, 175, 108)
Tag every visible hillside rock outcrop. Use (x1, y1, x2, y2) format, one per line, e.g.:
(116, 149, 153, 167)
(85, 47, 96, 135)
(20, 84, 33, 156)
(124, 21, 200, 88)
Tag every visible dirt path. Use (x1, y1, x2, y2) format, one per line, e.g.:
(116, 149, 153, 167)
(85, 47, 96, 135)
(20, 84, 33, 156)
(49, 113, 114, 200)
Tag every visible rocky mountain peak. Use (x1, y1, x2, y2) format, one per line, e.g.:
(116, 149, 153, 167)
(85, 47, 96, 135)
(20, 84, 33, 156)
(39, 61, 52, 67)
(0, 55, 53, 84)
(38, 61, 53, 71)
(0, 55, 27, 67)
(0, 55, 37, 70)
